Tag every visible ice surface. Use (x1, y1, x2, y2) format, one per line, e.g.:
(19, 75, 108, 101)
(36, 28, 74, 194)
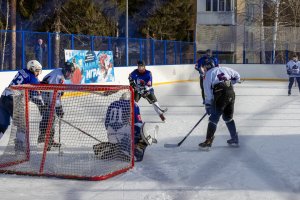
(0, 80, 300, 200)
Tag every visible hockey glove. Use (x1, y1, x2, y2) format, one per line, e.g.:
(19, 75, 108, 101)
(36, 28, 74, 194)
(31, 94, 45, 106)
(142, 90, 150, 98)
(55, 106, 64, 118)
(205, 104, 212, 115)
(128, 76, 136, 88)
(287, 69, 292, 75)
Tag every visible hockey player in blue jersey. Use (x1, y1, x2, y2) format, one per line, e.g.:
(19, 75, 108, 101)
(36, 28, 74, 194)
(0, 60, 43, 147)
(128, 60, 167, 122)
(199, 59, 240, 149)
(93, 92, 157, 162)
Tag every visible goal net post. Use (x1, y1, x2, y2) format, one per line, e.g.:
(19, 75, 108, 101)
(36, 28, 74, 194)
(0, 84, 135, 181)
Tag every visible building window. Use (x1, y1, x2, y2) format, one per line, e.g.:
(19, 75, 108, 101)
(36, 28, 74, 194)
(247, 4, 255, 22)
(219, 0, 225, 11)
(206, 0, 211, 11)
(213, 0, 218, 11)
(226, 0, 232, 11)
(206, 0, 233, 12)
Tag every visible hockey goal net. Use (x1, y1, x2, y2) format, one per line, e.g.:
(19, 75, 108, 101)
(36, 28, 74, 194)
(0, 84, 134, 180)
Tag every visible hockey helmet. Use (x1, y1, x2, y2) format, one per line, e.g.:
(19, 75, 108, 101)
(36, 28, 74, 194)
(203, 58, 215, 70)
(62, 61, 75, 80)
(120, 91, 131, 100)
(27, 60, 42, 76)
(137, 60, 146, 73)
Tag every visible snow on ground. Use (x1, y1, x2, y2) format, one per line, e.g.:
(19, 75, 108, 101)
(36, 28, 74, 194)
(1, 80, 300, 200)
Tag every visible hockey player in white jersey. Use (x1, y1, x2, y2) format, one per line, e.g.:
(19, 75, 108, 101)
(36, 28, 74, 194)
(286, 54, 300, 95)
(199, 59, 240, 149)
(38, 62, 75, 150)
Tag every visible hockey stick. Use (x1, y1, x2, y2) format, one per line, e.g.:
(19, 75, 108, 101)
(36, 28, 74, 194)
(144, 96, 168, 113)
(58, 119, 63, 156)
(58, 118, 102, 143)
(164, 113, 207, 148)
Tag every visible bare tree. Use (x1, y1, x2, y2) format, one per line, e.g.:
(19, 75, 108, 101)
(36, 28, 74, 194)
(1, 0, 9, 70)
(272, 0, 280, 64)
(260, 0, 266, 63)
(10, 0, 16, 70)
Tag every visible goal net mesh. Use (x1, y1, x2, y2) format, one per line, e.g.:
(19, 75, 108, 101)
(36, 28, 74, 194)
(0, 84, 134, 181)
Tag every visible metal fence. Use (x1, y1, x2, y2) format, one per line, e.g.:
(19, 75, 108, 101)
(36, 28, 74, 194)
(0, 30, 196, 70)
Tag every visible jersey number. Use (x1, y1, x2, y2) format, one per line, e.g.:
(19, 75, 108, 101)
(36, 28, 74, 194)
(109, 108, 123, 123)
(12, 75, 24, 85)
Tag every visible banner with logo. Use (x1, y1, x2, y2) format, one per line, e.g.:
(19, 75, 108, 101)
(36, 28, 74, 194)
(64, 50, 115, 84)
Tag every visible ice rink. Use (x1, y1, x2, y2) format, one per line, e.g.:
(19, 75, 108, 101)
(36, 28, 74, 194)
(1, 80, 300, 200)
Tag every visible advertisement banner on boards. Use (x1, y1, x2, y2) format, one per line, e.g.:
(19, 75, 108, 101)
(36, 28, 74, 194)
(64, 49, 115, 84)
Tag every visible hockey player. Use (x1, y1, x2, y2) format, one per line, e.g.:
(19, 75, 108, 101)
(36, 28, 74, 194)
(195, 49, 219, 104)
(199, 59, 240, 149)
(128, 60, 167, 122)
(93, 92, 157, 162)
(0, 60, 43, 142)
(286, 54, 300, 95)
(37, 61, 75, 150)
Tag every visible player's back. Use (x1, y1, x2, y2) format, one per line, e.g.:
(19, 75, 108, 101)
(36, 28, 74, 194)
(42, 68, 64, 84)
(105, 99, 131, 131)
(2, 69, 39, 96)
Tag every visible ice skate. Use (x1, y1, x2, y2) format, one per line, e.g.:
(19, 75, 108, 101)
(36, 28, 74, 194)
(199, 136, 215, 151)
(227, 138, 239, 147)
(46, 140, 62, 151)
(288, 90, 291, 96)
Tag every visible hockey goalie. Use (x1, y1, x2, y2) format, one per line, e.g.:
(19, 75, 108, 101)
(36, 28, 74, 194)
(93, 92, 158, 162)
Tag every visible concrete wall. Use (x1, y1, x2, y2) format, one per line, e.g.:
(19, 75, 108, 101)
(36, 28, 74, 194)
(0, 64, 288, 94)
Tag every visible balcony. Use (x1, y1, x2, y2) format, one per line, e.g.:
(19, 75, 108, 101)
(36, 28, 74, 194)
(197, 11, 235, 25)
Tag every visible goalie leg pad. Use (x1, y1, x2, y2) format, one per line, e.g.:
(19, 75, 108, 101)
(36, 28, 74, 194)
(93, 142, 130, 161)
(134, 143, 147, 162)
(93, 142, 117, 156)
(140, 123, 159, 145)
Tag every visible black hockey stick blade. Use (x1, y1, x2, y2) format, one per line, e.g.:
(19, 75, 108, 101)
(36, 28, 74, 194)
(164, 143, 180, 148)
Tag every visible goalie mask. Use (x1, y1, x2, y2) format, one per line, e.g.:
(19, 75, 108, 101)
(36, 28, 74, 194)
(62, 61, 75, 80)
(120, 91, 131, 100)
(140, 123, 158, 145)
(27, 60, 42, 77)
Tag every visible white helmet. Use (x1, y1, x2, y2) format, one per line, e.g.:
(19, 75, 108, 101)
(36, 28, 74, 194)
(120, 91, 131, 100)
(27, 60, 42, 75)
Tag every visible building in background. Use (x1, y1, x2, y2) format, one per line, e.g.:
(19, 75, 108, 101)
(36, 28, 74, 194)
(196, 0, 262, 64)
(196, 0, 300, 64)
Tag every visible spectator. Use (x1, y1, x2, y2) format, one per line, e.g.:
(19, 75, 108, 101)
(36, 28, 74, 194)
(35, 39, 47, 66)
